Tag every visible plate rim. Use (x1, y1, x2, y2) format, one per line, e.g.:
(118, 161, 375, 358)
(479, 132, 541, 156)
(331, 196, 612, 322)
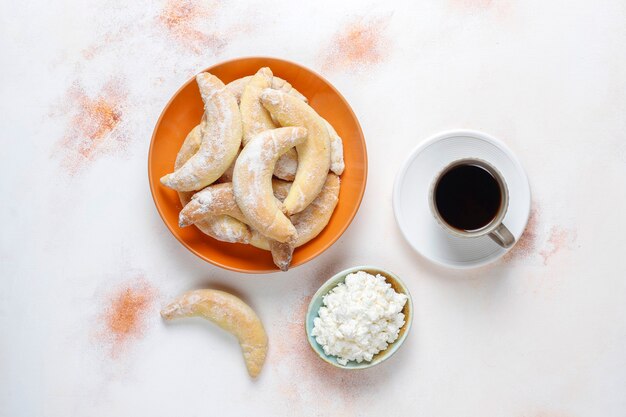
(148, 56, 368, 273)
(392, 129, 531, 269)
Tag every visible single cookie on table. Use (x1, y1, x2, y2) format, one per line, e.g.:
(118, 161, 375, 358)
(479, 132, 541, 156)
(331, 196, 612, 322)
(260, 89, 331, 216)
(161, 73, 242, 192)
(233, 127, 308, 243)
(161, 289, 268, 378)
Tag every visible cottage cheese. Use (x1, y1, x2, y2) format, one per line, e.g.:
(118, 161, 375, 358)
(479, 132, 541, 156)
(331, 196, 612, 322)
(311, 271, 408, 365)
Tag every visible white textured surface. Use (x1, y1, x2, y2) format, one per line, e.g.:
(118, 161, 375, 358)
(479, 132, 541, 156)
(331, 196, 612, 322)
(1, 1, 626, 417)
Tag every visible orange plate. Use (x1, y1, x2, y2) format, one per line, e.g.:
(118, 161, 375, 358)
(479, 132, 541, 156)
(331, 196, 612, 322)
(148, 57, 367, 273)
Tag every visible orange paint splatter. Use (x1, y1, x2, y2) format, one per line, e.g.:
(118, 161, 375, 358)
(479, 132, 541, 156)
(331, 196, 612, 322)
(82, 23, 135, 60)
(501, 203, 577, 266)
(319, 16, 392, 73)
(81, 1, 250, 61)
(540, 226, 577, 265)
(98, 277, 157, 358)
(55, 78, 128, 174)
(156, 0, 226, 55)
(503, 204, 540, 263)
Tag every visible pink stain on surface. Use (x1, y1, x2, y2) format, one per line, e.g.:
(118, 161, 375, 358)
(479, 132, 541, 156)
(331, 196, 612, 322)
(501, 203, 577, 266)
(270, 293, 382, 413)
(81, 0, 251, 61)
(540, 226, 577, 265)
(319, 16, 392, 73)
(450, 0, 493, 10)
(449, 0, 513, 20)
(156, 0, 227, 55)
(82, 23, 135, 60)
(54, 78, 128, 174)
(96, 276, 157, 359)
(503, 204, 540, 263)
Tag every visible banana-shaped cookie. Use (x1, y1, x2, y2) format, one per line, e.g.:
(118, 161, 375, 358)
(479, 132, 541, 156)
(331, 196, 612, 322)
(269, 240, 294, 272)
(273, 148, 298, 181)
(227, 75, 308, 104)
(240, 68, 275, 146)
(251, 174, 341, 252)
(324, 119, 345, 176)
(218, 149, 238, 183)
(177, 177, 303, 271)
(180, 179, 292, 229)
(175, 127, 250, 243)
(178, 183, 248, 228)
(272, 120, 345, 179)
(177, 179, 296, 271)
(161, 73, 242, 191)
(270, 77, 308, 102)
(271, 178, 292, 200)
(260, 90, 331, 215)
(161, 289, 268, 378)
(259, 179, 294, 271)
(233, 127, 307, 243)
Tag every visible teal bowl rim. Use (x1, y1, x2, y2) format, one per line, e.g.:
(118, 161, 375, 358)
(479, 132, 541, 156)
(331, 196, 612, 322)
(305, 265, 413, 370)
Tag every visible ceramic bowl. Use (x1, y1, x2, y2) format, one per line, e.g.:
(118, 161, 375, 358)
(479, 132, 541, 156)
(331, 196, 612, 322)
(305, 265, 413, 369)
(148, 57, 368, 273)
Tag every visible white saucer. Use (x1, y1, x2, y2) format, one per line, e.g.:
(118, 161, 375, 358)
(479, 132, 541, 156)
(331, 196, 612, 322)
(393, 130, 531, 269)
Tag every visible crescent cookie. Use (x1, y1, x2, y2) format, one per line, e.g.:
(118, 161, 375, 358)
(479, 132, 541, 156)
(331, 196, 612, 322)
(273, 148, 298, 181)
(161, 73, 242, 191)
(272, 119, 345, 179)
(270, 77, 308, 102)
(175, 127, 250, 244)
(255, 179, 294, 271)
(269, 240, 294, 272)
(161, 289, 268, 378)
(271, 178, 292, 201)
(218, 149, 238, 183)
(178, 179, 291, 229)
(233, 127, 308, 243)
(178, 183, 248, 228)
(175, 124, 202, 169)
(251, 173, 341, 251)
(227, 75, 308, 104)
(240, 68, 275, 146)
(260, 89, 331, 215)
(323, 119, 345, 175)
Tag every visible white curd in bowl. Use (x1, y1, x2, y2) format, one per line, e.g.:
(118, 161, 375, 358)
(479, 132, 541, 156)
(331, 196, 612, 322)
(311, 270, 408, 365)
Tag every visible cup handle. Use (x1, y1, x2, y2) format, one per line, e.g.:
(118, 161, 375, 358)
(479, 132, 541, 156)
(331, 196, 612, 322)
(488, 223, 515, 249)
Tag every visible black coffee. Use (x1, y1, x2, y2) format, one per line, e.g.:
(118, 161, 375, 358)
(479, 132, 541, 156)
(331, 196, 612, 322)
(434, 164, 502, 231)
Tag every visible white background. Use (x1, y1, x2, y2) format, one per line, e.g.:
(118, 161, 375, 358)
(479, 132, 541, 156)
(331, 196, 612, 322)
(1, 0, 625, 416)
